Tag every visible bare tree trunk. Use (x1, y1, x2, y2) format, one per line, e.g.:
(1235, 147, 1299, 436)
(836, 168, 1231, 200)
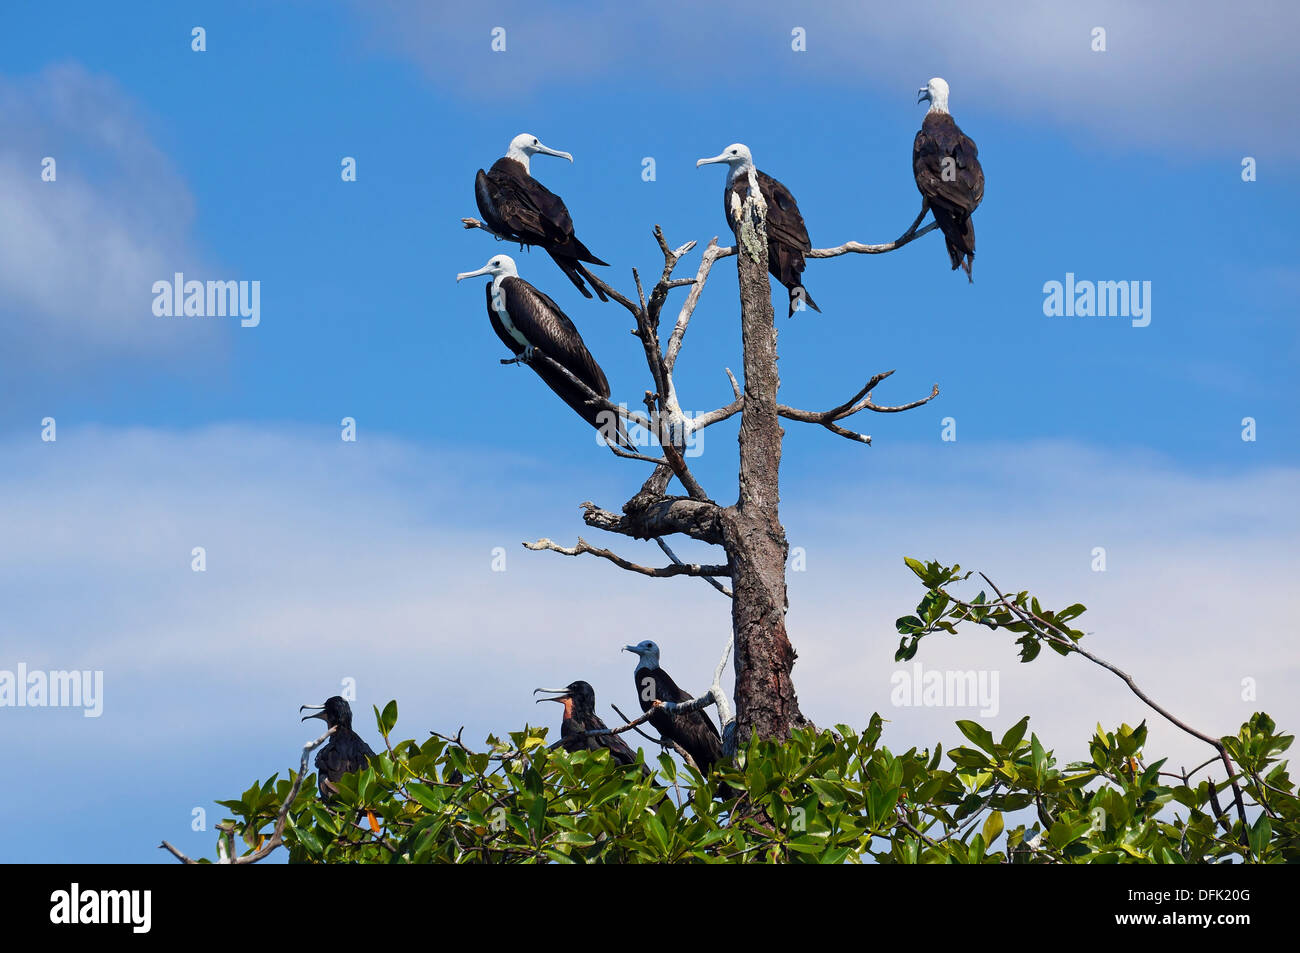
(725, 193, 806, 743)
(473, 195, 942, 749)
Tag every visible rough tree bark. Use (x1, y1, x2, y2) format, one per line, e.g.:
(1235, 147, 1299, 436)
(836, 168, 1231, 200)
(725, 192, 806, 741)
(462, 200, 939, 750)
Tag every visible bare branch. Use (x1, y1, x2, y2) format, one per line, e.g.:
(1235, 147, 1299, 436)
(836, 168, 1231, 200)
(710, 209, 941, 262)
(579, 491, 725, 545)
(500, 349, 654, 432)
(693, 398, 743, 432)
(158, 840, 194, 863)
(777, 408, 874, 445)
(610, 702, 702, 774)
(806, 220, 941, 258)
(850, 382, 942, 414)
(524, 536, 729, 579)
(163, 725, 335, 865)
(694, 368, 937, 445)
(654, 536, 732, 597)
(607, 442, 668, 465)
(770, 368, 940, 447)
(976, 572, 1253, 848)
(711, 634, 737, 755)
(611, 702, 668, 747)
(665, 238, 727, 374)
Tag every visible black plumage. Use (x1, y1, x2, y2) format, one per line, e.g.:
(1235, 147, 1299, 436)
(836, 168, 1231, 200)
(698, 143, 819, 317)
(726, 171, 819, 316)
(624, 640, 725, 777)
(535, 681, 651, 776)
(475, 151, 608, 301)
(300, 696, 376, 800)
(913, 79, 984, 281)
(457, 255, 631, 449)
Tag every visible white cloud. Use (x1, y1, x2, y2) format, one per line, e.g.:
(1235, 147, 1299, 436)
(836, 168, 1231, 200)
(0, 65, 219, 372)
(352, 0, 1300, 154)
(1, 425, 1295, 857)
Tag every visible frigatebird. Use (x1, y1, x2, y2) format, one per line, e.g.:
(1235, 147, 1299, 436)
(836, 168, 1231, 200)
(475, 133, 609, 301)
(914, 77, 985, 281)
(697, 142, 820, 317)
(535, 680, 652, 776)
(300, 696, 376, 800)
(624, 640, 726, 779)
(456, 254, 632, 450)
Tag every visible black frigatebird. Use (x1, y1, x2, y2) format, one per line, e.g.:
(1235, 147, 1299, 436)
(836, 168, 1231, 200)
(300, 696, 377, 800)
(455, 254, 632, 450)
(535, 680, 652, 776)
(475, 133, 609, 301)
(914, 77, 985, 281)
(697, 142, 820, 317)
(623, 640, 726, 779)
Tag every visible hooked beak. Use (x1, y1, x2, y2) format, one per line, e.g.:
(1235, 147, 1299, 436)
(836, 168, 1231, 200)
(622, 645, 640, 654)
(917, 87, 931, 104)
(534, 143, 573, 163)
(696, 152, 730, 168)
(533, 687, 571, 703)
(456, 263, 494, 282)
(300, 703, 327, 722)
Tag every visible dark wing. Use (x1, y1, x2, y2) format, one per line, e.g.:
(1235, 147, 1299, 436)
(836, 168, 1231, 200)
(913, 114, 983, 215)
(487, 278, 627, 441)
(499, 278, 609, 397)
(481, 159, 576, 245)
(592, 718, 642, 769)
(474, 169, 511, 238)
(651, 666, 692, 705)
(641, 666, 723, 756)
(756, 171, 813, 253)
(569, 713, 652, 777)
(314, 733, 375, 796)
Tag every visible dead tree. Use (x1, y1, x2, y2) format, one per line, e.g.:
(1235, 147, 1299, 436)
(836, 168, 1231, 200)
(463, 198, 940, 745)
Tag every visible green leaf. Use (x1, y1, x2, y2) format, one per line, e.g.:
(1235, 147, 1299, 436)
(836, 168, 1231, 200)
(407, 782, 443, 811)
(956, 720, 997, 755)
(1000, 716, 1030, 752)
(379, 699, 398, 735)
(982, 811, 1004, 845)
(1248, 813, 1271, 859)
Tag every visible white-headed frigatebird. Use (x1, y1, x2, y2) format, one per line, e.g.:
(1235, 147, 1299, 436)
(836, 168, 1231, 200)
(474, 133, 609, 301)
(914, 77, 984, 281)
(696, 142, 820, 317)
(456, 254, 633, 450)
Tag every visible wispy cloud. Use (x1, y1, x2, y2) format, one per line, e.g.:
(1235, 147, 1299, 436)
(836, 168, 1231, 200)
(351, 0, 1300, 155)
(0, 64, 217, 374)
(2, 424, 1295, 859)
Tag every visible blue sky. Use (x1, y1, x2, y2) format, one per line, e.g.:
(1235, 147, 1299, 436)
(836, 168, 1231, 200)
(1, 1, 1297, 862)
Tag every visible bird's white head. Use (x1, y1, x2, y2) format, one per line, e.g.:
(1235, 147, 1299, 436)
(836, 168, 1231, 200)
(623, 639, 661, 669)
(696, 143, 754, 177)
(917, 77, 950, 114)
(505, 133, 573, 172)
(455, 254, 519, 283)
